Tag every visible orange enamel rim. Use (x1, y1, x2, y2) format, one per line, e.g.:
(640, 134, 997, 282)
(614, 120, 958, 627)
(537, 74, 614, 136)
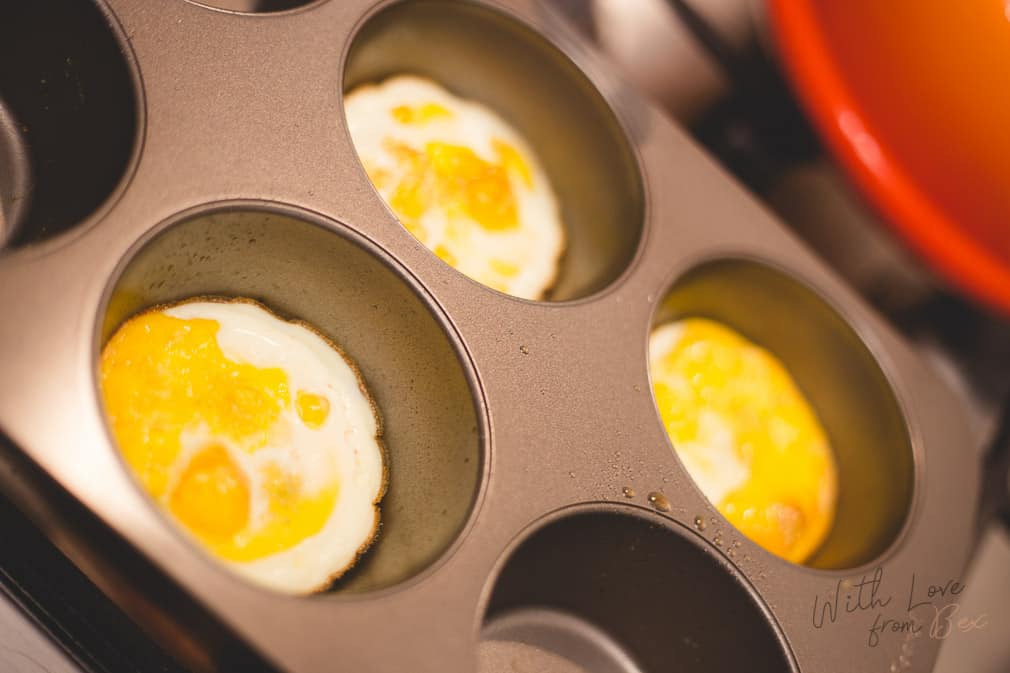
(768, 0, 1010, 316)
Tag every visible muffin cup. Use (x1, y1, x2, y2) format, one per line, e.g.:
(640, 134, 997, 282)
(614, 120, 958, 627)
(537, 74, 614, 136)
(0, 0, 141, 250)
(651, 258, 914, 570)
(480, 505, 798, 673)
(343, 0, 646, 301)
(101, 203, 487, 595)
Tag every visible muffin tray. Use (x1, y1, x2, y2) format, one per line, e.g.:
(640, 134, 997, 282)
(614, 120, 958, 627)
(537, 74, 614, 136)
(0, 1, 982, 672)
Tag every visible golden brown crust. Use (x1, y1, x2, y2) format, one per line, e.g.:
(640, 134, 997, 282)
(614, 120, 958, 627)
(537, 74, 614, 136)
(108, 296, 389, 594)
(536, 234, 567, 301)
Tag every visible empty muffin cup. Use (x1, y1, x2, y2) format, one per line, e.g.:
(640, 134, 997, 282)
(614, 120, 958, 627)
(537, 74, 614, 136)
(0, 0, 140, 248)
(481, 506, 796, 673)
(99, 203, 486, 594)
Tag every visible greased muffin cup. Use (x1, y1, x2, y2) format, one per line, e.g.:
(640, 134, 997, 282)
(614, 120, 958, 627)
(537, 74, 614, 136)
(0, 1, 140, 250)
(0, 1, 980, 672)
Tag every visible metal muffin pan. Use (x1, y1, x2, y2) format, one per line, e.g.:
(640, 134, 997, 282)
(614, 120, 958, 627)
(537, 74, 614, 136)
(0, 1, 980, 672)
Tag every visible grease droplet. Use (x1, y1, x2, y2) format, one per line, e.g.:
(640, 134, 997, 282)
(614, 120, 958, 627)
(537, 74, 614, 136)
(647, 492, 672, 512)
(693, 516, 706, 531)
(519, 345, 529, 355)
(622, 486, 635, 498)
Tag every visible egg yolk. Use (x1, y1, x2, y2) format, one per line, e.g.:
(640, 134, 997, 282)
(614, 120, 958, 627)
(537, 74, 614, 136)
(100, 310, 339, 562)
(651, 318, 837, 563)
(370, 136, 533, 244)
(390, 102, 452, 124)
(296, 391, 330, 430)
(170, 444, 250, 540)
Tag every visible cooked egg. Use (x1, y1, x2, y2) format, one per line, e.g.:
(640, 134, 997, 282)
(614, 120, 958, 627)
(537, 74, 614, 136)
(344, 75, 564, 300)
(100, 298, 386, 594)
(649, 318, 837, 563)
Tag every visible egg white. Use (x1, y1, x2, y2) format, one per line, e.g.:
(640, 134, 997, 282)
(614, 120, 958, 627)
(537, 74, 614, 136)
(649, 323, 750, 504)
(163, 300, 386, 594)
(344, 75, 565, 300)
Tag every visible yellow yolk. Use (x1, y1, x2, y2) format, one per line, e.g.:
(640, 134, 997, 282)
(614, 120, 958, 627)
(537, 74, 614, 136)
(371, 138, 531, 244)
(428, 142, 518, 231)
(100, 310, 339, 563)
(390, 102, 452, 124)
(651, 318, 837, 563)
(489, 258, 520, 278)
(296, 391, 331, 430)
(434, 244, 457, 267)
(100, 312, 288, 495)
(231, 465, 337, 562)
(491, 138, 532, 188)
(169, 444, 250, 541)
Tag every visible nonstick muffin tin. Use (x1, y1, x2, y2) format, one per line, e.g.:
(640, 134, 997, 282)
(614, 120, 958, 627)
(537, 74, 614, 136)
(0, 1, 982, 672)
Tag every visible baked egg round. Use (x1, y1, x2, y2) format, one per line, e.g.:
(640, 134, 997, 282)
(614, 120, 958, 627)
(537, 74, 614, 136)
(649, 318, 837, 563)
(344, 75, 565, 300)
(99, 298, 386, 594)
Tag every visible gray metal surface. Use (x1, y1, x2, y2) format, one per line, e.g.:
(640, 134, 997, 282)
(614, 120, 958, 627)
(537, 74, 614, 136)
(482, 608, 644, 673)
(0, 1, 984, 672)
(0, 99, 30, 246)
(0, 595, 81, 673)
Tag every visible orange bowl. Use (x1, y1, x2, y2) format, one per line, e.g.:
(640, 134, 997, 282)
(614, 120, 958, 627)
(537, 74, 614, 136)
(769, 0, 1010, 315)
